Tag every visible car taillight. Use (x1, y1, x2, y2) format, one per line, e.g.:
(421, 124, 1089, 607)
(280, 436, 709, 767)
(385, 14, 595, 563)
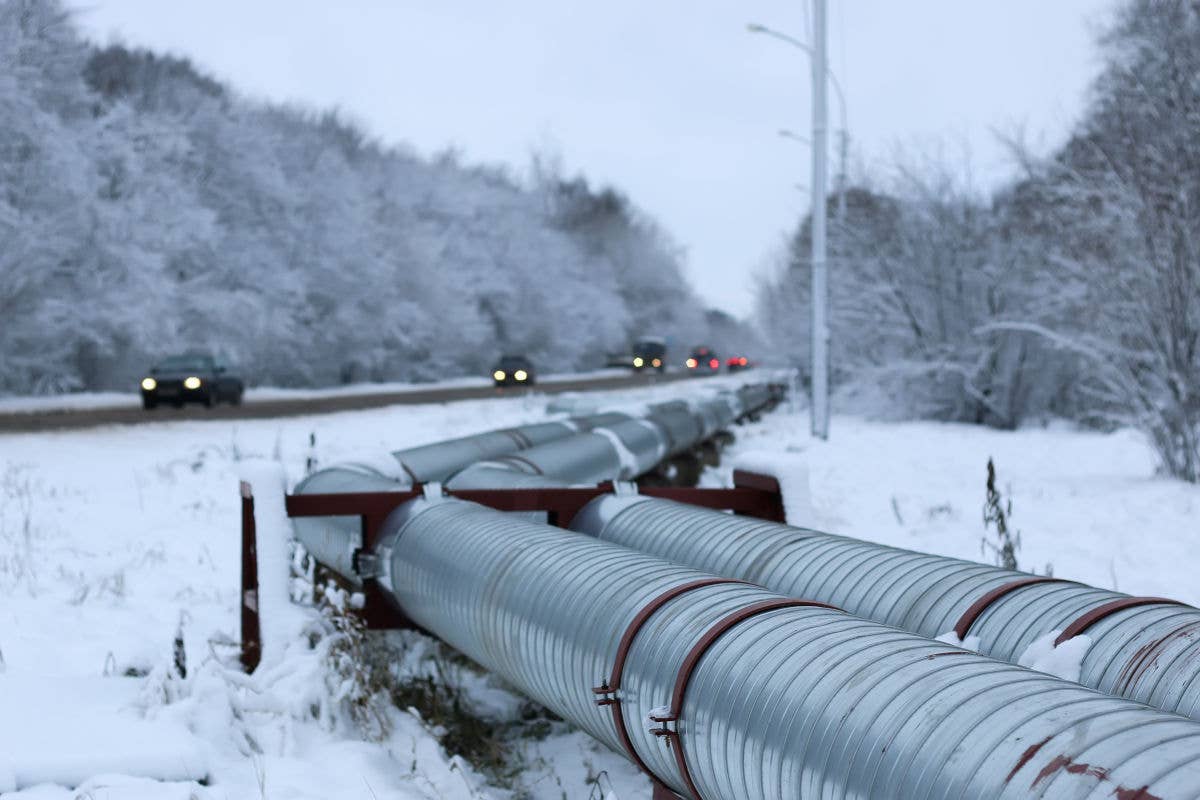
(709, 359, 719, 369)
(686, 358, 698, 368)
(740, 357, 748, 365)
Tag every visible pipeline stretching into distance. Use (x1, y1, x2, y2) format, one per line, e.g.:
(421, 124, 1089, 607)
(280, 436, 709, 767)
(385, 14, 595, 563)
(292, 382, 779, 581)
(370, 495, 1200, 800)
(569, 494, 1200, 724)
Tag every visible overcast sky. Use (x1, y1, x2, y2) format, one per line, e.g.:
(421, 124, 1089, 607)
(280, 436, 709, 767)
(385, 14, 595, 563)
(76, 1, 1116, 317)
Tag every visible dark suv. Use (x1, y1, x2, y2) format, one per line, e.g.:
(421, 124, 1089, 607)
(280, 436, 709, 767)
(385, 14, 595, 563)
(140, 353, 245, 409)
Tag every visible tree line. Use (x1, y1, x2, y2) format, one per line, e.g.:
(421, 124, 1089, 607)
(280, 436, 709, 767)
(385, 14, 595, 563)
(0, 0, 735, 395)
(756, 0, 1200, 482)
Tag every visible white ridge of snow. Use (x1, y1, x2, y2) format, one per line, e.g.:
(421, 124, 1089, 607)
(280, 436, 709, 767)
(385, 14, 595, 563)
(645, 705, 673, 733)
(238, 459, 306, 671)
(730, 449, 814, 527)
(340, 449, 409, 482)
(1018, 631, 1093, 682)
(935, 630, 982, 652)
(593, 427, 640, 479)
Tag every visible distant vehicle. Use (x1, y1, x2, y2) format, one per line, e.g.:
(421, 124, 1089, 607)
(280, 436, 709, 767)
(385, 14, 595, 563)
(685, 346, 721, 374)
(492, 355, 536, 387)
(726, 356, 751, 372)
(631, 337, 667, 372)
(140, 353, 244, 410)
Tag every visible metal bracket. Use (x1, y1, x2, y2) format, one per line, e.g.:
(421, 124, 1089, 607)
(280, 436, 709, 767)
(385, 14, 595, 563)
(353, 550, 384, 579)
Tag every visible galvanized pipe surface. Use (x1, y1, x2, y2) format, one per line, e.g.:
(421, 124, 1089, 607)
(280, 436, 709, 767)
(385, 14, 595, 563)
(376, 497, 1200, 800)
(391, 421, 577, 484)
(645, 406, 705, 457)
(594, 418, 669, 478)
(570, 412, 635, 430)
(571, 496, 1200, 723)
(481, 432, 624, 486)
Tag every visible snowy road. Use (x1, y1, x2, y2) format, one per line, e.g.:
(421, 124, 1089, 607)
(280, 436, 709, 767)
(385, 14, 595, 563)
(0, 369, 699, 434)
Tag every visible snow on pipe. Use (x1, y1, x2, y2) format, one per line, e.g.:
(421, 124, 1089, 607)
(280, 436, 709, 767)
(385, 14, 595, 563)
(570, 496, 1200, 723)
(374, 496, 1200, 800)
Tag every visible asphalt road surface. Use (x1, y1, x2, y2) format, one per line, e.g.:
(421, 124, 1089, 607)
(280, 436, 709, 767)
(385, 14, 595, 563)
(0, 371, 701, 434)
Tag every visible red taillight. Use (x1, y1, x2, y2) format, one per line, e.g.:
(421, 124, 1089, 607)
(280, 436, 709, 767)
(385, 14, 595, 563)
(726, 358, 737, 366)
(709, 359, 719, 369)
(740, 357, 748, 366)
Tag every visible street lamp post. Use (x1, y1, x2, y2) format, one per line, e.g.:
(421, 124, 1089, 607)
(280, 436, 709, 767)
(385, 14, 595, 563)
(748, 22, 849, 224)
(748, 14, 842, 440)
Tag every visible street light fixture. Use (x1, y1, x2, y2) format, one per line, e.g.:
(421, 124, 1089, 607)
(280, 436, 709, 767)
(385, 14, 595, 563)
(748, 22, 849, 221)
(778, 128, 811, 146)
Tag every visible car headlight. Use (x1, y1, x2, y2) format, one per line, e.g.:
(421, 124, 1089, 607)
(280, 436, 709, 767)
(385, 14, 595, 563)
(651, 358, 662, 368)
(141, 377, 157, 391)
(493, 370, 506, 381)
(514, 370, 528, 381)
(686, 358, 697, 368)
(633, 357, 644, 367)
(184, 376, 202, 390)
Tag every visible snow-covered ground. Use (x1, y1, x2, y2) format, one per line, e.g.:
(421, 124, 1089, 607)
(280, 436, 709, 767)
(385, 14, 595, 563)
(707, 409, 1200, 605)
(2, 383, 1197, 798)
(0, 378, 747, 799)
(0, 369, 637, 415)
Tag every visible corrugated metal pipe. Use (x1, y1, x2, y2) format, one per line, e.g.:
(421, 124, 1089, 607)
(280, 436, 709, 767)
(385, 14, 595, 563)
(293, 382, 781, 587)
(570, 495, 1200, 724)
(390, 420, 578, 484)
(373, 495, 1200, 799)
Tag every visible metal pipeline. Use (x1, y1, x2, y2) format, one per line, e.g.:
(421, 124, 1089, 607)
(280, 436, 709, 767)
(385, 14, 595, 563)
(570, 411, 635, 430)
(373, 496, 1200, 800)
(294, 383, 778, 587)
(571, 495, 1200, 723)
(390, 420, 578, 484)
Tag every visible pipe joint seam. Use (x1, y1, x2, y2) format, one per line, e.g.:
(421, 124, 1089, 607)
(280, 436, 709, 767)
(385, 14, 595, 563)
(652, 598, 843, 800)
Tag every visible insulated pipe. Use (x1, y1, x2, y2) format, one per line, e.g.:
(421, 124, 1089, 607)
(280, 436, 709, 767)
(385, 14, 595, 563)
(594, 418, 669, 478)
(442, 464, 564, 490)
(571, 496, 1200, 723)
(645, 406, 705, 457)
(390, 421, 577, 484)
(446, 420, 671, 488)
(478, 433, 624, 486)
(570, 412, 634, 430)
(374, 497, 1200, 800)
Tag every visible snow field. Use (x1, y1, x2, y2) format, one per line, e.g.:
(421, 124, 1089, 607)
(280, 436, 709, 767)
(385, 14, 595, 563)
(3, 383, 1196, 798)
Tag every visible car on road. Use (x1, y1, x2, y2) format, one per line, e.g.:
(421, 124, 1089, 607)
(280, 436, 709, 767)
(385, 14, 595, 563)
(140, 353, 244, 410)
(685, 346, 721, 374)
(492, 355, 536, 387)
(726, 356, 751, 372)
(631, 337, 667, 372)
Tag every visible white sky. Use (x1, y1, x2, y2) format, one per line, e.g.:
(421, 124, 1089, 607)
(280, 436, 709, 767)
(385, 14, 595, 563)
(76, 1, 1116, 317)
